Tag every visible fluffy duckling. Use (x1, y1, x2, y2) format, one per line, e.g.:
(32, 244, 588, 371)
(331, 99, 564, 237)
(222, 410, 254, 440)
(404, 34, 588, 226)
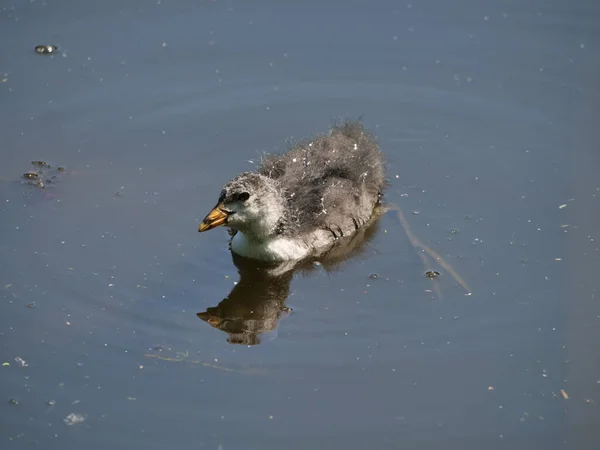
(198, 121, 385, 261)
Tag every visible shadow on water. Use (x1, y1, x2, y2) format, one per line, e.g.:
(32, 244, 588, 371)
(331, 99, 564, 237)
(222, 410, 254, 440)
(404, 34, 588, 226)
(197, 208, 382, 345)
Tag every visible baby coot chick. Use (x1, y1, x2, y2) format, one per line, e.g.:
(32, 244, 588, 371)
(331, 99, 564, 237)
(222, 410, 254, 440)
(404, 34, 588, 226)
(199, 121, 385, 261)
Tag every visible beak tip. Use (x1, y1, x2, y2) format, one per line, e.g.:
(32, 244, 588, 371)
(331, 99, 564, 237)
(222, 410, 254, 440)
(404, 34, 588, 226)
(198, 205, 229, 233)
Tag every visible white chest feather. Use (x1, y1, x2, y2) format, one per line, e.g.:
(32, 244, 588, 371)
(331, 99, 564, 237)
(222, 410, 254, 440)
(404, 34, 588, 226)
(230, 232, 311, 261)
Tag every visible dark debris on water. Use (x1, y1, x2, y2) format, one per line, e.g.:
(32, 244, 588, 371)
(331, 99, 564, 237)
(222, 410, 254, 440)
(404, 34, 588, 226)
(21, 160, 66, 189)
(34, 45, 58, 55)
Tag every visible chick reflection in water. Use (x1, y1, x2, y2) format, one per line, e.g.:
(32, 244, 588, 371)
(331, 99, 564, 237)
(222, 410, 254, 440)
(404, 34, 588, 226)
(197, 211, 381, 345)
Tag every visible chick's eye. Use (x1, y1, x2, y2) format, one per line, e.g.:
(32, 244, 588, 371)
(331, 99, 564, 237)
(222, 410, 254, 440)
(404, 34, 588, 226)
(237, 192, 250, 202)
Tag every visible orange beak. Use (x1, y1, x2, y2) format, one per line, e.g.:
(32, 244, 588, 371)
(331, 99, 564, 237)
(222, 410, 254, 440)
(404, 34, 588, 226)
(198, 204, 229, 232)
(196, 312, 223, 327)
